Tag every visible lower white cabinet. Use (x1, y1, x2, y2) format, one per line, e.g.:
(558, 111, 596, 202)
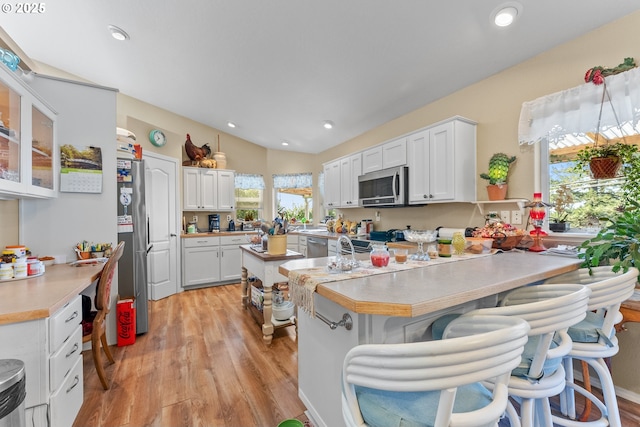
(182, 235, 243, 288)
(0, 295, 83, 427)
(299, 236, 307, 257)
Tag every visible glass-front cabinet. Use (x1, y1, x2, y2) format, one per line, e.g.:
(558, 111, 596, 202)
(0, 63, 57, 198)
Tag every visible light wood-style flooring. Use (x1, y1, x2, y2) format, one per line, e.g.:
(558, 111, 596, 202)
(74, 283, 640, 427)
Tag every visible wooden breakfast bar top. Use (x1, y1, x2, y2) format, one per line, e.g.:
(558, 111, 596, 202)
(0, 263, 104, 325)
(279, 251, 583, 317)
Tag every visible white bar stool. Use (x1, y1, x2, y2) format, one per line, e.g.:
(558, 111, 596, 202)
(544, 266, 639, 427)
(341, 315, 530, 427)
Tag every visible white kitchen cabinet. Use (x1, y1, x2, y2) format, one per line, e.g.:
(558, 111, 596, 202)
(287, 234, 299, 252)
(182, 236, 221, 287)
(361, 138, 407, 174)
(299, 235, 307, 257)
(219, 234, 244, 282)
(408, 117, 476, 204)
(183, 167, 235, 211)
(0, 62, 57, 199)
(328, 238, 338, 256)
(323, 160, 340, 209)
(339, 153, 361, 207)
(0, 296, 83, 427)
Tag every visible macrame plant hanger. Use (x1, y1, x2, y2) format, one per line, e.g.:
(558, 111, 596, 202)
(589, 81, 627, 179)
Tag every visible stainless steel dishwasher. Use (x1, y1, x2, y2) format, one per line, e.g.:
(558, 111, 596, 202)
(306, 236, 328, 258)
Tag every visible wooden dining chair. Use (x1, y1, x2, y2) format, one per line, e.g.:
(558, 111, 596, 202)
(82, 241, 125, 390)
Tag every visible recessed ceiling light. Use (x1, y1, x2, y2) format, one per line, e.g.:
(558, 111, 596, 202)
(493, 4, 520, 27)
(281, 141, 289, 146)
(323, 120, 334, 129)
(108, 25, 130, 41)
(227, 121, 236, 128)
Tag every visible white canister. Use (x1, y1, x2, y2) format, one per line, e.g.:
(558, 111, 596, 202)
(0, 263, 12, 280)
(13, 259, 27, 278)
(213, 152, 227, 169)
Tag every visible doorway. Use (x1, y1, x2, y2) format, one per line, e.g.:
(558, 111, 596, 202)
(144, 152, 180, 300)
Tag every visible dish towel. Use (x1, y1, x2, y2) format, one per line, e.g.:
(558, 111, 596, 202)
(290, 251, 496, 317)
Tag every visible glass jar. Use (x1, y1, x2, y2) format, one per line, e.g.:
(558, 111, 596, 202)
(438, 239, 452, 257)
(427, 242, 438, 259)
(370, 244, 390, 267)
(452, 232, 466, 255)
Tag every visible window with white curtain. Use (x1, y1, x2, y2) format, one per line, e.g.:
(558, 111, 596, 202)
(519, 67, 640, 232)
(272, 173, 313, 223)
(235, 174, 264, 221)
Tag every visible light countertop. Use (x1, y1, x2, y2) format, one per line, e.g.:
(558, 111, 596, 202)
(279, 252, 582, 317)
(0, 263, 104, 325)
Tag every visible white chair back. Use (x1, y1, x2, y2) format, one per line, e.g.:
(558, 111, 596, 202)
(342, 315, 530, 427)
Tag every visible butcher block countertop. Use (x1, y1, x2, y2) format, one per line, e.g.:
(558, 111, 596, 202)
(0, 263, 104, 325)
(279, 252, 582, 318)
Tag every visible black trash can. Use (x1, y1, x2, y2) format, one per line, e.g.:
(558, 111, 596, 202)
(0, 359, 25, 427)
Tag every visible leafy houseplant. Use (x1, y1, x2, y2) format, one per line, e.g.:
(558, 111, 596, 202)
(480, 153, 516, 200)
(578, 198, 640, 274)
(573, 141, 638, 179)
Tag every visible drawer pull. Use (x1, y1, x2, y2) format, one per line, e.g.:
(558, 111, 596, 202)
(65, 310, 79, 323)
(66, 343, 79, 358)
(66, 375, 80, 393)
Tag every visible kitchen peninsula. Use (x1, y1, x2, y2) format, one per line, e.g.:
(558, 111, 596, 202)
(279, 252, 582, 427)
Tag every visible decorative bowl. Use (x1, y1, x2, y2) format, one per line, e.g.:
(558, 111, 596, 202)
(273, 301, 295, 321)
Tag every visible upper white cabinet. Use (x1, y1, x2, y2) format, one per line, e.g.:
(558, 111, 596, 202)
(362, 137, 407, 174)
(183, 167, 235, 211)
(0, 63, 57, 198)
(339, 153, 361, 207)
(323, 160, 340, 209)
(407, 117, 476, 204)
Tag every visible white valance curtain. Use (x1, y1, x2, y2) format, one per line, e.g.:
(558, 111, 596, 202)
(235, 174, 265, 190)
(273, 173, 312, 189)
(518, 66, 640, 145)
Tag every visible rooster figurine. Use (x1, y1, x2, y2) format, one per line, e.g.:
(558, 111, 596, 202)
(184, 134, 212, 166)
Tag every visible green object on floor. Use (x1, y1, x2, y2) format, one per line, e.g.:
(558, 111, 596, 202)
(277, 419, 304, 427)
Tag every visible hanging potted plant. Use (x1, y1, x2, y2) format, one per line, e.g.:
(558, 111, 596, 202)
(573, 141, 638, 180)
(480, 153, 517, 201)
(549, 184, 573, 232)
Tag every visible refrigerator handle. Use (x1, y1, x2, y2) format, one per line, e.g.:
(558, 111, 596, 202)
(146, 244, 154, 254)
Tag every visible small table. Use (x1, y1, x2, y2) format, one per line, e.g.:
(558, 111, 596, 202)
(240, 245, 304, 344)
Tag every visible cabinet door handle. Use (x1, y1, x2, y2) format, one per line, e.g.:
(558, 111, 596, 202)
(66, 375, 80, 393)
(66, 343, 79, 358)
(65, 310, 79, 323)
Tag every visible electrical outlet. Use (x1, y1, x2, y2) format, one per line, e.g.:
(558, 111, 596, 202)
(375, 211, 381, 222)
(511, 210, 522, 225)
(227, 215, 231, 221)
(500, 210, 511, 224)
(192, 215, 198, 223)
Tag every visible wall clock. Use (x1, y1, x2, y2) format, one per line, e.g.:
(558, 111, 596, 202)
(149, 129, 167, 147)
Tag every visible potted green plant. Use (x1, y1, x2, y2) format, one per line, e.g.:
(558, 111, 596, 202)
(480, 153, 517, 200)
(573, 141, 638, 180)
(549, 184, 573, 232)
(578, 198, 640, 274)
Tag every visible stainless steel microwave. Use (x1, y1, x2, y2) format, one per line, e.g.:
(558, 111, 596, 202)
(358, 166, 408, 207)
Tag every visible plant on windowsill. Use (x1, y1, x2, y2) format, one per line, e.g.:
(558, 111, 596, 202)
(578, 198, 640, 276)
(480, 153, 517, 201)
(549, 184, 573, 232)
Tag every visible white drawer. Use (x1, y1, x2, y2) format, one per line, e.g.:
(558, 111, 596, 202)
(183, 236, 220, 248)
(220, 234, 245, 246)
(50, 326, 82, 392)
(299, 236, 307, 244)
(49, 296, 82, 354)
(50, 354, 83, 427)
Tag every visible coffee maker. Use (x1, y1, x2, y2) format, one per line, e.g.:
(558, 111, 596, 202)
(208, 214, 220, 232)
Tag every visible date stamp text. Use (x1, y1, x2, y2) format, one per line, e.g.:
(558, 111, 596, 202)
(1, 3, 46, 13)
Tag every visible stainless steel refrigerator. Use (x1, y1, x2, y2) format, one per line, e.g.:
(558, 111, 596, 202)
(116, 158, 150, 334)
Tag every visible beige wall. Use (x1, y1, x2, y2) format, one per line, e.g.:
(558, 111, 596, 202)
(2, 11, 640, 395)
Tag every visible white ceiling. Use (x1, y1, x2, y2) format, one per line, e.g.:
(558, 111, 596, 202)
(2, 1, 639, 154)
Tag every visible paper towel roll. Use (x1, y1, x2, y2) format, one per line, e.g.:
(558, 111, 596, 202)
(438, 228, 466, 239)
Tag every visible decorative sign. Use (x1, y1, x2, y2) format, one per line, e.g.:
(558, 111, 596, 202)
(60, 144, 103, 193)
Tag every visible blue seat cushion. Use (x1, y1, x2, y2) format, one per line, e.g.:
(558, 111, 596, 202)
(431, 313, 563, 380)
(567, 311, 607, 344)
(354, 383, 493, 427)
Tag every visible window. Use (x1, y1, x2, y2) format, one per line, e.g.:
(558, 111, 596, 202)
(520, 67, 640, 233)
(273, 173, 313, 223)
(235, 174, 264, 222)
